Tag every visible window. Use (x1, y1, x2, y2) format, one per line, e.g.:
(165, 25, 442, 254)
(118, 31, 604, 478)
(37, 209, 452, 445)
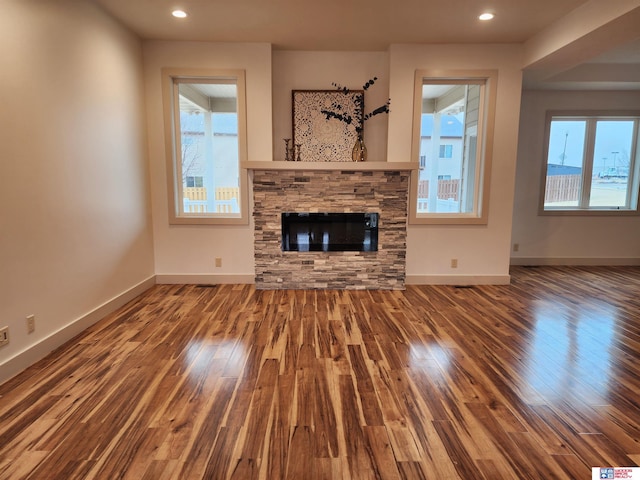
(186, 176, 204, 188)
(541, 112, 640, 215)
(410, 70, 497, 224)
(439, 144, 453, 158)
(162, 69, 248, 224)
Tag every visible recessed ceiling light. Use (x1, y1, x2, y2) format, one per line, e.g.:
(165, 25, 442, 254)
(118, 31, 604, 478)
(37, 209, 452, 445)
(479, 12, 495, 21)
(172, 9, 188, 18)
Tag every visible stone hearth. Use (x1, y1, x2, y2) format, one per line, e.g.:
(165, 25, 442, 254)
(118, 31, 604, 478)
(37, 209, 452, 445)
(250, 166, 411, 289)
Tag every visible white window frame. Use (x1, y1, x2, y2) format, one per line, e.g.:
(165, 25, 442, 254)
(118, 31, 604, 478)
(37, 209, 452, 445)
(409, 70, 497, 225)
(162, 68, 248, 225)
(539, 111, 640, 216)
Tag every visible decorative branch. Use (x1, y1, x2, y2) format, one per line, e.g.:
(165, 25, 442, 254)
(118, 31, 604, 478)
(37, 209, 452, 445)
(320, 77, 390, 137)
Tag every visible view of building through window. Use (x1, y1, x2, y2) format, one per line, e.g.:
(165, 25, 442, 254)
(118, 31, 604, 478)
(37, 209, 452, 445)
(416, 82, 482, 215)
(178, 82, 240, 215)
(544, 115, 638, 211)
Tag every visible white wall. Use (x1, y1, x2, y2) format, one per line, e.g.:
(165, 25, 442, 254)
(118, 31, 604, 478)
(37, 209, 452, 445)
(143, 41, 272, 281)
(272, 51, 390, 162)
(388, 44, 524, 283)
(0, 0, 155, 382)
(512, 90, 640, 265)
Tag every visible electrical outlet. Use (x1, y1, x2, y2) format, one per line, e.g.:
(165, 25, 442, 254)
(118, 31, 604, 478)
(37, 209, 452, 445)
(513, 243, 519, 252)
(0, 326, 9, 347)
(27, 314, 35, 334)
(215, 257, 222, 268)
(451, 258, 458, 268)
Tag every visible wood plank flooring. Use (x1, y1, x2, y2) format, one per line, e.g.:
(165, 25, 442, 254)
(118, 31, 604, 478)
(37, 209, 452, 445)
(1, 266, 640, 479)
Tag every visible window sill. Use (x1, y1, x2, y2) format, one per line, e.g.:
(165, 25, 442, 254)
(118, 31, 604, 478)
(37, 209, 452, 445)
(540, 208, 640, 216)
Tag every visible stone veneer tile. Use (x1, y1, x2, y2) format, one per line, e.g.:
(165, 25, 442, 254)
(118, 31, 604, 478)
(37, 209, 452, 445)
(252, 169, 409, 290)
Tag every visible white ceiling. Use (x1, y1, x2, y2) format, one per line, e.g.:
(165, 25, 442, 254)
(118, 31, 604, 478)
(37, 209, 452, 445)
(523, 37, 640, 90)
(94, 0, 640, 90)
(94, 0, 589, 50)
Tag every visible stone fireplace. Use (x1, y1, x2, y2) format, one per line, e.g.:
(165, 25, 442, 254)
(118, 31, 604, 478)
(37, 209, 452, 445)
(248, 163, 413, 289)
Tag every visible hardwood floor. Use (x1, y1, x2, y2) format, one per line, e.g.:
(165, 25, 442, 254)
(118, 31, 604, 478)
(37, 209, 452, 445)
(1, 266, 640, 479)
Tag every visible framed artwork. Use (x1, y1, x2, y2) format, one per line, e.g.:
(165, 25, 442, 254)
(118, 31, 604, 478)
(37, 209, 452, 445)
(292, 90, 364, 162)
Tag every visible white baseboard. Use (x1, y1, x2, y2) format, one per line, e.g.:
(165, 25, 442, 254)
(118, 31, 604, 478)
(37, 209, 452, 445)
(405, 274, 511, 285)
(155, 274, 255, 285)
(0, 276, 156, 386)
(510, 257, 640, 266)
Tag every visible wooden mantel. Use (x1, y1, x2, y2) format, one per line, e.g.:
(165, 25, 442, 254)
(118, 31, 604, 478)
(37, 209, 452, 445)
(242, 161, 417, 172)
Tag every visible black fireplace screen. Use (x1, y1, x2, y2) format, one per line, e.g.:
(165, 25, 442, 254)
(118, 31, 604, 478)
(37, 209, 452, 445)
(281, 213, 378, 252)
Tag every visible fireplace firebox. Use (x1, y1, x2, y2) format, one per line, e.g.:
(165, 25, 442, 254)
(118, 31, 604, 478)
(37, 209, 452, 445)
(281, 213, 378, 252)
